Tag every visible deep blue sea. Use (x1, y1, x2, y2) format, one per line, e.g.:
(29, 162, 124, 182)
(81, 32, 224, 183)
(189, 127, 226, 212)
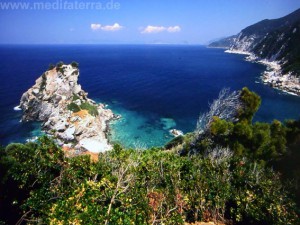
(0, 45, 300, 148)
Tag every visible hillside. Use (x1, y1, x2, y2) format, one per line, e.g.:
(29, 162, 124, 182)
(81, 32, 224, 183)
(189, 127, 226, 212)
(209, 8, 300, 79)
(208, 35, 236, 48)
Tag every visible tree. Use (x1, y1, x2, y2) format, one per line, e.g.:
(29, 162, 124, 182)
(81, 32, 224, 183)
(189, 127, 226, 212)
(238, 87, 261, 124)
(196, 88, 241, 135)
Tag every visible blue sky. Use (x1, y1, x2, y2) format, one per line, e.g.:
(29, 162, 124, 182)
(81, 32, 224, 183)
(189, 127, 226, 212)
(0, 0, 300, 44)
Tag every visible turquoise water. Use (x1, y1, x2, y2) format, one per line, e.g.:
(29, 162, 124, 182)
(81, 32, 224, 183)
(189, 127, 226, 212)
(108, 104, 177, 148)
(0, 45, 300, 148)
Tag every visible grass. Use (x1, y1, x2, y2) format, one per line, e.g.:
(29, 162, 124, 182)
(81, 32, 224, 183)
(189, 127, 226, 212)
(67, 101, 99, 117)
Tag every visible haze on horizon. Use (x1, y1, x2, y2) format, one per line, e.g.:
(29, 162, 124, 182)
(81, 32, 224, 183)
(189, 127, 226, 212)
(0, 0, 300, 45)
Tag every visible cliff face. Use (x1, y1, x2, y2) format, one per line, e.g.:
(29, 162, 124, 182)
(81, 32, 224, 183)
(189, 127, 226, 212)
(20, 64, 115, 154)
(209, 9, 300, 77)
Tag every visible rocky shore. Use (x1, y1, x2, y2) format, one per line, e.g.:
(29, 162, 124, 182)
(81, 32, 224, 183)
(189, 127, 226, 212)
(225, 50, 300, 96)
(18, 63, 118, 155)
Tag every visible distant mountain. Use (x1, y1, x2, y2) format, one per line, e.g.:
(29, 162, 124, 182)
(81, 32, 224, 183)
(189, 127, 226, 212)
(209, 8, 300, 76)
(208, 35, 236, 48)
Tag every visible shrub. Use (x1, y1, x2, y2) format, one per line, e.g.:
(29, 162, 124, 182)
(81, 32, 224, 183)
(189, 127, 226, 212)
(80, 102, 99, 116)
(165, 135, 185, 150)
(72, 94, 80, 101)
(0, 138, 299, 224)
(238, 87, 261, 123)
(39, 73, 47, 91)
(67, 101, 98, 117)
(67, 102, 80, 113)
(71, 61, 79, 68)
(56, 61, 64, 68)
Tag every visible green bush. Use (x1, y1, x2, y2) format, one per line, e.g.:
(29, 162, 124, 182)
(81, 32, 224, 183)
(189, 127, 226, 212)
(1, 140, 298, 224)
(80, 102, 99, 116)
(165, 135, 184, 149)
(71, 61, 79, 68)
(56, 61, 64, 68)
(72, 94, 80, 101)
(67, 101, 98, 117)
(67, 102, 80, 113)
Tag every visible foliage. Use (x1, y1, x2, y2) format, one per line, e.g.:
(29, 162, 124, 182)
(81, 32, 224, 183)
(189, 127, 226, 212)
(71, 61, 79, 68)
(72, 94, 80, 101)
(238, 87, 261, 124)
(165, 135, 185, 150)
(67, 100, 99, 117)
(1, 138, 299, 224)
(0, 137, 64, 224)
(80, 102, 99, 116)
(204, 118, 288, 163)
(67, 102, 81, 113)
(253, 20, 300, 77)
(55, 61, 65, 74)
(273, 119, 300, 206)
(39, 73, 47, 91)
(56, 61, 64, 68)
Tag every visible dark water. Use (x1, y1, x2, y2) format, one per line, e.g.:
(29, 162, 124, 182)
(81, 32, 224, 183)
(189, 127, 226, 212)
(0, 45, 299, 147)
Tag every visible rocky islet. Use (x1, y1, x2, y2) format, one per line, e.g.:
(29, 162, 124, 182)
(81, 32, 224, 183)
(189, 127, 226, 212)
(19, 63, 118, 155)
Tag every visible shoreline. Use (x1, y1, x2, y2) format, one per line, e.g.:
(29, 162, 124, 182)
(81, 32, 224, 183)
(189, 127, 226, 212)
(225, 49, 300, 96)
(18, 64, 118, 155)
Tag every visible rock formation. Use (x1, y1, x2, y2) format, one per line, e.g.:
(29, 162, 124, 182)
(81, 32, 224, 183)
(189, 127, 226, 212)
(19, 63, 116, 154)
(209, 8, 300, 95)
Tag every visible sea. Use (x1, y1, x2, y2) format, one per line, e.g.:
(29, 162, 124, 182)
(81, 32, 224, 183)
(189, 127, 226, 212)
(0, 45, 300, 148)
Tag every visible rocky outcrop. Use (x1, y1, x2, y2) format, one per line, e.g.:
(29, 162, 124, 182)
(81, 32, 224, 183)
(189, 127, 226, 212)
(169, 129, 183, 137)
(209, 8, 300, 96)
(19, 63, 116, 154)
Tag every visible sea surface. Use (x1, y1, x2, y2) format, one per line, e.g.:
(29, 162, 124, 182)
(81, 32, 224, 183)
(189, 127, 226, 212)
(0, 45, 300, 148)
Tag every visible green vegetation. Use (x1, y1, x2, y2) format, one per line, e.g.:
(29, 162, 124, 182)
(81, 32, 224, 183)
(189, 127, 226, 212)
(71, 61, 79, 68)
(253, 21, 300, 77)
(67, 102, 81, 113)
(67, 99, 99, 117)
(80, 102, 99, 116)
(39, 73, 47, 91)
(55, 61, 65, 74)
(0, 137, 299, 224)
(1, 88, 300, 224)
(72, 94, 80, 101)
(238, 87, 261, 123)
(56, 61, 64, 68)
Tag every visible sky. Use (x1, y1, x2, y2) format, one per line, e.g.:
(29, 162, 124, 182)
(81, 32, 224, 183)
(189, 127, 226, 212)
(0, 0, 300, 44)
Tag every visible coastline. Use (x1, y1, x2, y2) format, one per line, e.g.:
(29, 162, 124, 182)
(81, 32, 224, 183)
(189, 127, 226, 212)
(225, 49, 300, 96)
(18, 64, 118, 155)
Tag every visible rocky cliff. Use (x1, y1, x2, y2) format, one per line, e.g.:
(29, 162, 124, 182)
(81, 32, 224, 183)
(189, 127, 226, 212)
(209, 8, 300, 95)
(19, 63, 116, 154)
